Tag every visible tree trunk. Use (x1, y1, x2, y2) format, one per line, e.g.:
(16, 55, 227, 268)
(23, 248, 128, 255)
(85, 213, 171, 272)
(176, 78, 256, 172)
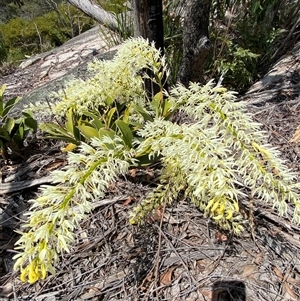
(132, 0, 164, 53)
(67, 0, 118, 31)
(132, 0, 165, 96)
(178, 0, 211, 86)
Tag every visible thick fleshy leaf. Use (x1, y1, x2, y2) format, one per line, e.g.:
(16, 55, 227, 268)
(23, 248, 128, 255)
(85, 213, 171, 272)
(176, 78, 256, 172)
(65, 108, 75, 134)
(77, 125, 99, 140)
(81, 110, 104, 130)
(132, 104, 153, 122)
(162, 99, 173, 118)
(0, 127, 10, 140)
(41, 123, 72, 137)
(24, 117, 38, 131)
(106, 107, 117, 127)
(0, 84, 6, 115)
(39, 123, 79, 144)
(21, 110, 34, 119)
(43, 135, 79, 144)
(62, 143, 78, 152)
(4, 117, 15, 134)
(65, 109, 81, 141)
(18, 125, 24, 140)
(115, 120, 134, 148)
(2, 96, 20, 118)
(98, 128, 115, 140)
(152, 91, 163, 117)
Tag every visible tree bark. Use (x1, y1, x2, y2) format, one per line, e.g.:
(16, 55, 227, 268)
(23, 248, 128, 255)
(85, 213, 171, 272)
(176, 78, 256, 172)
(132, 0, 165, 96)
(132, 0, 164, 53)
(178, 0, 211, 86)
(67, 0, 119, 31)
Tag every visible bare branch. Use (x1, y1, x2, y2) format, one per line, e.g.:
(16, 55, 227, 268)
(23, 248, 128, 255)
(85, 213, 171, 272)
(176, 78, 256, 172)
(66, 0, 119, 31)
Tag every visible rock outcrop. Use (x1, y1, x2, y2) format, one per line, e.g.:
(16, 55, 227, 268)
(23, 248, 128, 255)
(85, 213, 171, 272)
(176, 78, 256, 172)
(1, 25, 119, 114)
(242, 41, 300, 106)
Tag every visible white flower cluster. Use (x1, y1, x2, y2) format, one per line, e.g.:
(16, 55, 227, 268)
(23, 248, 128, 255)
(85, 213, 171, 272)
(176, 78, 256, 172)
(130, 82, 300, 232)
(14, 135, 136, 283)
(52, 38, 168, 117)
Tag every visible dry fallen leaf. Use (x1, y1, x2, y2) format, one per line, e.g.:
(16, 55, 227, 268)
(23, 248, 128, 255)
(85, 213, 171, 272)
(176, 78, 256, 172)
(0, 281, 13, 297)
(46, 160, 64, 171)
(273, 266, 284, 280)
(241, 264, 257, 279)
(128, 168, 137, 178)
(160, 267, 176, 285)
(199, 288, 212, 299)
(122, 196, 133, 206)
(147, 206, 164, 222)
(140, 271, 154, 291)
(284, 282, 298, 300)
(286, 275, 300, 285)
(254, 252, 264, 265)
(290, 125, 300, 143)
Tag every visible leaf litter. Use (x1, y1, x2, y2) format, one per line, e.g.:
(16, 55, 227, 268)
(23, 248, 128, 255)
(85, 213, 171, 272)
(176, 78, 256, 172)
(1, 91, 300, 301)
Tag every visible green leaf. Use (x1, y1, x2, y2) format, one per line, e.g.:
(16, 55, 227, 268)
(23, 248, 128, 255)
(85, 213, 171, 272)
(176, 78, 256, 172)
(81, 110, 104, 130)
(0, 127, 10, 141)
(17, 126, 24, 140)
(65, 108, 75, 134)
(62, 143, 78, 152)
(24, 117, 38, 131)
(115, 120, 134, 148)
(11, 135, 22, 148)
(21, 109, 34, 118)
(162, 99, 173, 119)
(77, 125, 99, 140)
(0, 84, 6, 96)
(40, 123, 79, 144)
(0, 84, 6, 115)
(0, 139, 5, 149)
(152, 91, 163, 117)
(98, 128, 115, 140)
(132, 104, 153, 122)
(4, 117, 15, 134)
(42, 134, 80, 144)
(105, 95, 114, 106)
(106, 107, 116, 128)
(40, 123, 69, 136)
(129, 121, 144, 130)
(64, 108, 81, 141)
(136, 154, 159, 166)
(122, 105, 131, 123)
(2, 96, 20, 118)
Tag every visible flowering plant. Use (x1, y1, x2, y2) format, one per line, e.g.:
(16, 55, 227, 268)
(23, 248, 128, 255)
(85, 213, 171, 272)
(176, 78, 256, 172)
(13, 38, 300, 283)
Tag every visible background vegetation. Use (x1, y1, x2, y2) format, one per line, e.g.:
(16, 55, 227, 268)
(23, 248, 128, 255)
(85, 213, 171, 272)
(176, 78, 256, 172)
(0, 0, 299, 91)
(0, 0, 126, 70)
(0, 1, 96, 66)
(207, 0, 300, 91)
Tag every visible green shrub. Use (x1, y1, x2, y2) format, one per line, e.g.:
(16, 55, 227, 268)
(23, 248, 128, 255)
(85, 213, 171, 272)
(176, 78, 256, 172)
(0, 33, 7, 64)
(207, 0, 298, 91)
(0, 84, 37, 159)
(13, 38, 300, 284)
(0, 3, 94, 63)
(95, 0, 127, 14)
(207, 34, 260, 90)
